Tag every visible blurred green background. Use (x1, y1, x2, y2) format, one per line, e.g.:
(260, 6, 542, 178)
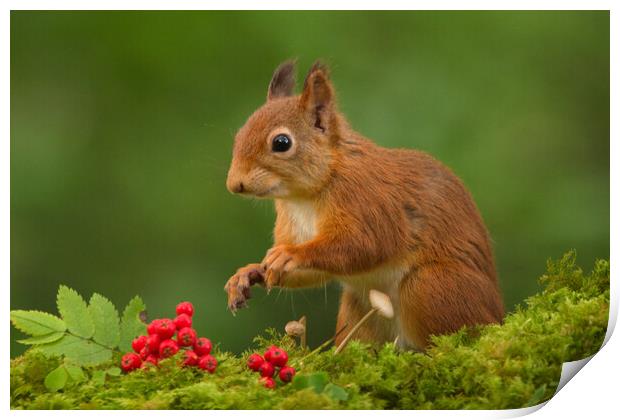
(10, 11, 609, 357)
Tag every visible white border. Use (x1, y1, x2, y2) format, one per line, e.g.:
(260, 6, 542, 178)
(3, 3, 616, 419)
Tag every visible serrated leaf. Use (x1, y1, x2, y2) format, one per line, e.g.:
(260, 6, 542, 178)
(37, 334, 80, 357)
(88, 293, 120, 348)
(57, 285, 94, 338)
(323, 383, 349, 401)
(10, 310, 66, 336)
(119, 296, 147, 353)
(65, 342, 112, 367)
(106, 367, 121, 376)
(64, 364, 86, 383)
(38, 334, 112, 366)
(91, 370, 106, 386)
(17, 331, 65, 345)
(44, 365, 68, 392)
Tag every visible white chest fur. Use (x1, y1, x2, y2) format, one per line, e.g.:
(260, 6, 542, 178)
(281, 200, 318, 244)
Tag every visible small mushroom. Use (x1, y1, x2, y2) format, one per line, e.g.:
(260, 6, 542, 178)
(369, 289, 394, 319)
(334, 289, 394, 355)
(285, 316, 307, 348)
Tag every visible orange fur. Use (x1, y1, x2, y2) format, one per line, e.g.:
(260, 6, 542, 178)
(224, 60, 504, 350)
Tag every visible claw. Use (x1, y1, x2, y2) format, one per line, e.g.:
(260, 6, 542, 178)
(248, 269, 264, 285)
(228, 297, 247, 314)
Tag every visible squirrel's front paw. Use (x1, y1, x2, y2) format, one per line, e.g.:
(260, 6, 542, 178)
(261, 245, 300, 290)
(224, 264, 265, 313)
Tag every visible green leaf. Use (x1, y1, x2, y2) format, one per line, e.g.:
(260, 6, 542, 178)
(44, 365, 68, 392)
(64, 364, 86, 383)
(323, 383, 349, 401)
(91, 370, 106, 386)
(119, 296, 147, 353)
(38, 334, 112, 366)
(106, 367, 121, 376)
(57, 285, 94, 338)
(292, 372, 329, 393)
(17, 331, 65, 345)
(88, 293, 120, 347)
(10, 310, 66, 336)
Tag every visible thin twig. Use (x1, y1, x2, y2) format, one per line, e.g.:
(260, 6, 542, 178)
(334, 308, 377, 355)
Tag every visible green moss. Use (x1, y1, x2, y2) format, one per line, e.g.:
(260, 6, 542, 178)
(10, 251, 609, 409)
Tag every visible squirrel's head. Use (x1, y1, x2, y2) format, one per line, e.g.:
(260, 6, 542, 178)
(226, 60, 341, 199)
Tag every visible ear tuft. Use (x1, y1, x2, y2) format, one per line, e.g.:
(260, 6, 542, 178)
(302, 61, 330, 90)
(268, 60, 297, 100)
(300, 60, 335, 132)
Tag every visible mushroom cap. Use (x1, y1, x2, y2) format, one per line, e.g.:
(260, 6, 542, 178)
(285, 320, 306, 336)
(369, 289, 394, 319)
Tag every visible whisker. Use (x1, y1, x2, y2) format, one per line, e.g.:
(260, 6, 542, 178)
(324, 282, 328, 306)
(290, 291, 296, 317)
(299, 289, 311, 305)
(275, 287, 284, 303)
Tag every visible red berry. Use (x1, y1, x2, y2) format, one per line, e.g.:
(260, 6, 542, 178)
(263, 345, 278, 362)
(260, 376, 276, 389)
(132, 335, 148, 353)
(269, 348, 288, 367)
(147, 319, 162, 335)
(177, 327, 197, 347)
(198, 355, 217, 373)
(174, 313, 192, 330)
(159, 339, 179, 358)
(145, 334, 161, 354)
(247, 353, 264, 371)
(279, 366, 296, 382)
(176, 301, 194, 317)
(155, 318, 176, 339)
(182, 350, 199, 366)
(139, 346, 150, 360)
(193, 337, 212, 356)
(121, 353, 141, 372)
(258, 361, 275, 378)
(142, 354, 159, 368)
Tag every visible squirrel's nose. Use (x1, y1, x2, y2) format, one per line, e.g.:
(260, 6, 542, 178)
(227, 175, 245, 194)
(233, 182, 245, 194)
(226, 166, 247, 194)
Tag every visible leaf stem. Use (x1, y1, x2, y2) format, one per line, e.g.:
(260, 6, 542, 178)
(65, 331, 117, 352)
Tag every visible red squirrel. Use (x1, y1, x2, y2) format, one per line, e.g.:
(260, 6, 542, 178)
(224, 60, 504, 350)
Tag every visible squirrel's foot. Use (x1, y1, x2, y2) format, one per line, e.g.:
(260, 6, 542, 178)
(224, 264, 265, 313)
(262, 245, 300, 290)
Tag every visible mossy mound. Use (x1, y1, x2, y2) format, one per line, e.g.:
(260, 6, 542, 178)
(10, 252, 610, 409)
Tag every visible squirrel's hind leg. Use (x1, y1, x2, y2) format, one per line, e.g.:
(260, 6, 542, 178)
(398, 262, 504, 350)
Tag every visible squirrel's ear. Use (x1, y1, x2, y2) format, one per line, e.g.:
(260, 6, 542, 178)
(300, 61, 335, 132)
(267, 60, 296, 100)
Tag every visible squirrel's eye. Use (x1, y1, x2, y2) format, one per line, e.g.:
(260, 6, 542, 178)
(271, 134, 292, 153)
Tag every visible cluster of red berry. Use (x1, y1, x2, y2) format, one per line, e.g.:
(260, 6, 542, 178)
(120, 301, 217, 373)
(247, 345, 295, 389)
